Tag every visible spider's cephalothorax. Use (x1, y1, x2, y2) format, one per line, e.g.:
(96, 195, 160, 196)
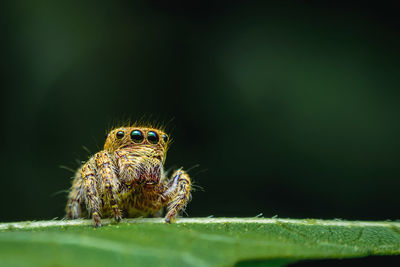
(66, 126, 191, 227)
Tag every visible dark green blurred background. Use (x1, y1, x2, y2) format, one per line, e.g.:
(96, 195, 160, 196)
(1, 1, 400, 222)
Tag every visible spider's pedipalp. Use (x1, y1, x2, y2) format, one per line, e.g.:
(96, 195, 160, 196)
(164, 169, 191, 223)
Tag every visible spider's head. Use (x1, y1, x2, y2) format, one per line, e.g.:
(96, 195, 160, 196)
(104, 126, 170, 163)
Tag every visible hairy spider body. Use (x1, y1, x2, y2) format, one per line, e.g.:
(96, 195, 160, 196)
(66, 126, 191, 227)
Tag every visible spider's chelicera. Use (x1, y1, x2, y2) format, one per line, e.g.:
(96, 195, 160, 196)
(66, 126, 191, 227)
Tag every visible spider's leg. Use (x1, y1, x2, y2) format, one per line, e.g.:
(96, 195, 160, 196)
(95, 151, 121, 222)
(66, 168, 84, 219)
(163, 168, 191, 223)
(81, 158, 102, 227)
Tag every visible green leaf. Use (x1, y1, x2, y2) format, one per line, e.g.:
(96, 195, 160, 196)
(0, 218, 400, 266)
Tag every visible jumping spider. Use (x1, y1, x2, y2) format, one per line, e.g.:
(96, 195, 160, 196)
(66, 125, 191, 227)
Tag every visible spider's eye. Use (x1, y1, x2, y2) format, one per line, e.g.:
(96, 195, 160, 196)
(162, 134, 168, 143)
(116, 131, 124, 139)
(131, 130, 144, 143)
(147, 131, 159, 144)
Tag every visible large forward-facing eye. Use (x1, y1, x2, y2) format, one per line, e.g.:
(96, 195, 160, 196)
(131, 130, 144, 143)
(116, 131, 124, 139)
(147, 131, 159, 144)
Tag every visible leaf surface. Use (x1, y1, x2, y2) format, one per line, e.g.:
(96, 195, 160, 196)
(1, 218, 400, 266)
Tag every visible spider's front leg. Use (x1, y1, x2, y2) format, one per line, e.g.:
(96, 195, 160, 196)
(81, 159, 102, 227)
(66, 169, 84, 219)
(94, 151, 122, 223)
(163, 168, 192, 223)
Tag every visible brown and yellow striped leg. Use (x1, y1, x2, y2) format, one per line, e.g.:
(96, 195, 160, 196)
(163, 169, 191, 223)
(95, 151, 121, 222)
(81, 160, 102, 227)
(66, 169, 84, 219)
